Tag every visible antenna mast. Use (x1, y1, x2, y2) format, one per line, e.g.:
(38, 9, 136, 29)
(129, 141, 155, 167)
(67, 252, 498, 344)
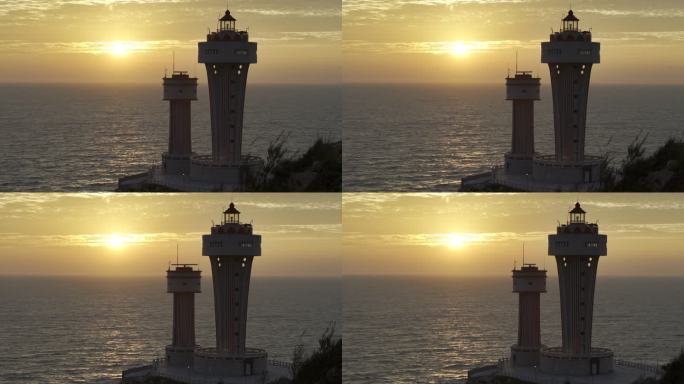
(515, 50, 518, 73)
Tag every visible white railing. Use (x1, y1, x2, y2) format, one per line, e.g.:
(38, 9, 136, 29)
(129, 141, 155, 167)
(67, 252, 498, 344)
(615, 359, 663, 376)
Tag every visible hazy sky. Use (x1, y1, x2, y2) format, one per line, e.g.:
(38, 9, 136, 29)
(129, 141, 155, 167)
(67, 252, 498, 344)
(0, 0, 340, 84)
(343, 0, 684, 84)
(343, 193, 684, 277)
(0, 193, 341, 277)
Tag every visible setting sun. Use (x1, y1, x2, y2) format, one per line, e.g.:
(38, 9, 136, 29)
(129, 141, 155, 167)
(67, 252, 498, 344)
(106, 234, 127, 249)
(445, 233, 474, 249)
(449, 41, 471, 57)
(109, 42, 129, 57)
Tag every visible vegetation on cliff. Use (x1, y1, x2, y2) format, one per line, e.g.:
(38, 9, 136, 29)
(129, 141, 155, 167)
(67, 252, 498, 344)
(632, 350, 684, 384)
(269, 325, 342, 384)
(244, 135, 341, 192)
(601, 136, 684, 191)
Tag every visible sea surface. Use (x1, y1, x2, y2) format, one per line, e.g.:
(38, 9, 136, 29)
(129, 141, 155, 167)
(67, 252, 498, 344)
(343, 84, 684, 191)
(343, 276, 684, 384)
(0, 84, 340, 191)
(0, 276, 341, 383)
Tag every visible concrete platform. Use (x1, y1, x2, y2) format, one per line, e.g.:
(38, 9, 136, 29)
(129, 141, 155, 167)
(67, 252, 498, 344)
(123, 358, 292, 384)
(460, 166, 600, 192)
(468, 358, 661, 384)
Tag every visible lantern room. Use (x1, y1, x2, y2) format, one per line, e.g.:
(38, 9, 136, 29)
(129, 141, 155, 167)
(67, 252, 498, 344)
(568, 202, 586, 224)
(223, 202, 240, 224)
(219, 10, 236, 32)
(561, 10, 579, 32)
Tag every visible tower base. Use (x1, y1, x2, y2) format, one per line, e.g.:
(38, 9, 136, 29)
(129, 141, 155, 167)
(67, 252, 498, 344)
(189, 154, 264, 187)
(162, 152, 192, 176)
(511, 344, 543, 367)
(532, 155, 602, 186)
(193, 347, 268, 377)
(165, 345, 195, 368)
(539, 347, 614, 376)
(504, 153, 534, 176)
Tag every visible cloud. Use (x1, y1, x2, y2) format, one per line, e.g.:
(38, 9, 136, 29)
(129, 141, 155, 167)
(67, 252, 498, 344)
(608, 223, 684, 235)
(344, 230, 546, 247)
(241, 8, 339, 18)
(0, 39, 194, 55)
(344, 39, 535, 55)
(0, 231, 199, 248)
(257, 31, 342, 43)
(343, 0, 533, 14)
(581, 200, 684, 210)
(583, 8, 684, 18)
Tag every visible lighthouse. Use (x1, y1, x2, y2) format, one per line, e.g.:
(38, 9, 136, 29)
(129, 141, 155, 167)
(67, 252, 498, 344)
(165, 263, 201, 368)
(162, 71, 197, 175)
(540, 202, 613, 376)
(511, 263, 546, 367)
(504, 71, 540, 175)
(190, 8, 258, 185)
(532, 10, 603, 186)
(542, 10, 599, 163)
(461, 10, 604, 191)
(194, 202, 267, 377)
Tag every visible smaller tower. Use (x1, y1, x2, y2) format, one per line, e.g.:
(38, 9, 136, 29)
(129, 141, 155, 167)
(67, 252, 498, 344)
(165, 263, 201, 368)
(505, 71, 540, 175)
(162, 71, 198, 175)
(511, 263, 546, 367)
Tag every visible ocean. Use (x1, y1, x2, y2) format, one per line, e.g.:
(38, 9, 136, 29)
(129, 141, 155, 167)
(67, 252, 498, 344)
(0, 276, 341, 384)
(343, 276, 684, 384)
(343, 84, 684, 191)
(0, 84, 340, 191)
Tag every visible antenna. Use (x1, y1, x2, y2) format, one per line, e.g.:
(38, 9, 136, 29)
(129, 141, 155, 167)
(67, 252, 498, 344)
(522, 241, 525, 265)
(515, 50, 518, 73)
(164, 67, 167, 78)
(172, 51, 175, 73)
(176, 243, 179, 265)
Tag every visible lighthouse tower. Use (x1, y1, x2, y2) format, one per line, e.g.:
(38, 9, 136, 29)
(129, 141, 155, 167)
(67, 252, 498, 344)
(533, 10, 602, 187)
(192, 9, 258, 185)
(504, 71, 540, 175)
(511, 262, 546, 367)
(540, 202, 613, 376)
(162, 71, 197, 175)
(165, 263, 201, 368)
(194, 202, 267, 377)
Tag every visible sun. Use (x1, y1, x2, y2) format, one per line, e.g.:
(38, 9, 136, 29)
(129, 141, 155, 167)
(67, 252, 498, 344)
(446, 233, 468, 249)
(449, 41, 471, 57)
(109, 42, 129, 57)
(106, 234, 127, 249)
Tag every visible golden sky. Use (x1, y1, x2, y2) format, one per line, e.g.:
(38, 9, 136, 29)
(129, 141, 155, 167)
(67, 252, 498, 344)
(0, 0, 340, 84)
(0, 193, 341, 277)
(343, 193, 684, 276)
(343, 0, 684, 84)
